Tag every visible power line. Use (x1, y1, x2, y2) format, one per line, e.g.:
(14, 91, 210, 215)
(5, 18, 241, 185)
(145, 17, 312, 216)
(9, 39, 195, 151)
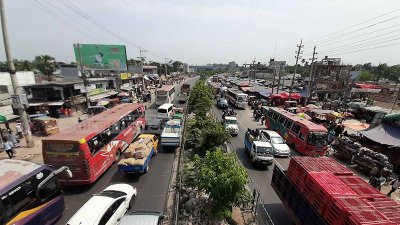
(327, 42, 400, 56)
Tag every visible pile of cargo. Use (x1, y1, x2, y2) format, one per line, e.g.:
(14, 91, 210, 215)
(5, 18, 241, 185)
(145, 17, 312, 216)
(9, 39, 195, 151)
(332, 137, 393, 176)
(118, 138, 153, 166)
(285, 157, 400, 225)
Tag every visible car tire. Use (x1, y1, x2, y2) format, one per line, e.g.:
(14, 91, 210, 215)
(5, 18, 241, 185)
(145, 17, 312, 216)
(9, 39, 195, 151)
(144, 165, 149, 173)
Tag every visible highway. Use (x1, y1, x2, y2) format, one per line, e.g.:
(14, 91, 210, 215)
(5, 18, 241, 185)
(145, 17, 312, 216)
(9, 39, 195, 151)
(56, 77, 199, 224)
(212, 103, 299, 225)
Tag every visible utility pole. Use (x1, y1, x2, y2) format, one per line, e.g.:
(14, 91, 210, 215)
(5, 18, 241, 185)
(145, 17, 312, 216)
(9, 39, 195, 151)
(276, 64, 283, 94)
(271, 64, 276, 94)
(76, 43, 90, 108)
(289, 39, 303, 99)
(391, 77, 400, 114)
(306, 46, 317, 104)
(138, 49, 148, 91)
(0, 0, 34, 147)
(164, 57, 169, 77)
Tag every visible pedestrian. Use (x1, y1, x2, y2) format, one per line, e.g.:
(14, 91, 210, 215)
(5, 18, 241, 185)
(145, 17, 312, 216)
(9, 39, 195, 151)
(387, 178, 400, 197)
(369, 164, 380, 185)
(7, 131, 18, 147)
(4, 121, 11, 132)
(2, 138, 14, 159)
(260, 115, 265, 125)
(15, 123, 23, 139)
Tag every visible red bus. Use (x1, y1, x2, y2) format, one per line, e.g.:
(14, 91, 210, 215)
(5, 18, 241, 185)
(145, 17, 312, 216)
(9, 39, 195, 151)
(265, 107, 328, 156)
(42, 103, 146, 185)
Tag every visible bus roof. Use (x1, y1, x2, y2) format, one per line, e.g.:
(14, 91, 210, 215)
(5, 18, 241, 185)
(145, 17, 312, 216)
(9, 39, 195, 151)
(269, 107, 327, 132)
(0, 159, 48, 194)
(44, 103, 143, 142)
(157, 85, 174, 92)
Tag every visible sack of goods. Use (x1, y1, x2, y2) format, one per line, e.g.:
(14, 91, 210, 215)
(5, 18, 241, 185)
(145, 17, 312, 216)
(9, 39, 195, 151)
(134, 150, 145, 159)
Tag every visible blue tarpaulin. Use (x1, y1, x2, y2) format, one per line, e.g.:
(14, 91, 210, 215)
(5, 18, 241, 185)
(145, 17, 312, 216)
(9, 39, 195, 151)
(360, 123, 400, 147)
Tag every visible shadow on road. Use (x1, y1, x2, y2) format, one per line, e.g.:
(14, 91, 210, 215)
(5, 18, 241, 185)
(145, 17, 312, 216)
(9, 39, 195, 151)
(258, 203, 292, 225)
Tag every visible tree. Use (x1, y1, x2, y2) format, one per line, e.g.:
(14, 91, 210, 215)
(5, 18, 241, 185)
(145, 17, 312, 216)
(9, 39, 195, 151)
(127, 58, 142, 66)
(34, 55, 56, 80)
(358, 71, 375, 81)
(187, 149, 251, 220)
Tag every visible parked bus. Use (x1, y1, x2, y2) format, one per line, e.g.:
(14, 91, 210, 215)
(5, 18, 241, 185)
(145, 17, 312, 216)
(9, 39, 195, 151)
(0, 159, 72, 225)
(264, 107, 328, 156)
(42, 103, 146, 186)
(225, 89, 248, 109)
(156, 85, 175, 106)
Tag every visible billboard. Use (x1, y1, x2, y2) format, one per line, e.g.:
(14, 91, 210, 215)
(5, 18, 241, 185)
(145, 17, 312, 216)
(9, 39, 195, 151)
(120, 72, 132, 80)
(74, 44, 127, 71)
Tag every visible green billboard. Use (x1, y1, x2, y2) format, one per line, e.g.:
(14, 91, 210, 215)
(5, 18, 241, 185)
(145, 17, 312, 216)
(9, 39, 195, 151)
(74, 44, 127, 70)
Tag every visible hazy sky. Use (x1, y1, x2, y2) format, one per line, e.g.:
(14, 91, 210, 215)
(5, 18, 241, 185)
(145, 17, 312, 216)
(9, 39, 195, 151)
(0, 0, 399, 66)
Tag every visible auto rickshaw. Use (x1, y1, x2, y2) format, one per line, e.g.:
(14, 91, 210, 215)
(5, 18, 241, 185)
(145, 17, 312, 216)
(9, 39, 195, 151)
(32, 117, 60, 136)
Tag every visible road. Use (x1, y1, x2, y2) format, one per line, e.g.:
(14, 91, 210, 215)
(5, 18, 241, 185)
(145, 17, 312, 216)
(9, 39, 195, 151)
(212, 103, 299, 225)
(56, 77, 199, 224)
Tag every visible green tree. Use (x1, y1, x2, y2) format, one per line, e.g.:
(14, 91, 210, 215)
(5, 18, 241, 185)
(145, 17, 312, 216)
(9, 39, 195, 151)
(187, 149, 251, 220)
(127, 58, 142, 66)
(358, 71, 375, 81)
(34, 55, 56, 80)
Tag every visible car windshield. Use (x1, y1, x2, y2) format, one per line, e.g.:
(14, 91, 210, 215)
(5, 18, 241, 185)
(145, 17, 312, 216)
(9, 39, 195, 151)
(237, 96, 247, 102)
(257, 146, 272, 154)
(148, 119, 161, 126)
(307, 132, 328, 146)
(271, 137, 284, 144)
(225, 119, 237, 124)
(98, 190, 126, 198)
(220, 99, 228, 104)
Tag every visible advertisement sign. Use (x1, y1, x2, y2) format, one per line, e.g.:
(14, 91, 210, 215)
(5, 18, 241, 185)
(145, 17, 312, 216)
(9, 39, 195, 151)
(120, 72, 132, 80)
(74, 44, 127, 71)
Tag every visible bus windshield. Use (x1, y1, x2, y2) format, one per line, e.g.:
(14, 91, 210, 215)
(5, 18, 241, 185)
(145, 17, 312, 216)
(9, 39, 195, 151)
(157, 95, 168, 100)
(237, 95, 247, 102)
(307, 132, 328, 146)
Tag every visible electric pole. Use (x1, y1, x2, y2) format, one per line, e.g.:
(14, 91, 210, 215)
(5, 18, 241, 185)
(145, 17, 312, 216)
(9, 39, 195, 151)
(276, 64, 283, 94)
(391, 77, 400, 114)
(271, 63, 276, 94)
(306, 46, 317, 104)
(0, 0, 34, 147)
(138, 49, 147, 91)
(289, 39, 303, 99)
(76, 43, 90, 108)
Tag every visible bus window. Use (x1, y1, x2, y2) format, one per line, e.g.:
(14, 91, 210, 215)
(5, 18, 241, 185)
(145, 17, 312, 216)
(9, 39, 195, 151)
(298, 132, 305, 141)
(278, 116, 286, 125)
(87, 135, 104, 155)
(8, 186, 30, 214)
(111, 123, 120, 136)
(1, 195, 14, 219)
(284, 120, 293, 129)
(291, 124, 301, 134)
(39, 178, 60, 202)
(273, 113, 280, 121)
(125, 114, 133, 126)
(267, 111, 273, 118)
(101, 128, 113, 144)
(120, 118, 127, 130)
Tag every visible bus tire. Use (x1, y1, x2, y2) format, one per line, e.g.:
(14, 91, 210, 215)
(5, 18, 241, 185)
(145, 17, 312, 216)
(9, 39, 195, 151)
(290, 144, 296, 152)
(115, 149, 122, 161)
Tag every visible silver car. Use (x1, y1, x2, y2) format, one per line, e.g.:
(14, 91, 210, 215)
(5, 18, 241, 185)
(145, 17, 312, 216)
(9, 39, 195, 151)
(260, 130, 291, 157)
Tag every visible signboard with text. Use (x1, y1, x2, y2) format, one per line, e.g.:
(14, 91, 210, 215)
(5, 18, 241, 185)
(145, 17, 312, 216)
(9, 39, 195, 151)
(120, 72, 132, 80)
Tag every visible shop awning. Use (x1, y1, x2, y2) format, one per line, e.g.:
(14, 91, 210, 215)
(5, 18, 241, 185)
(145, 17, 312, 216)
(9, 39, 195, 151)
(383, 113, 400, 123)
(342, 120, 369, 132)
(360, 123, 400, 147)
(90, 91, 118, 101)
(28, 102, 64, 107)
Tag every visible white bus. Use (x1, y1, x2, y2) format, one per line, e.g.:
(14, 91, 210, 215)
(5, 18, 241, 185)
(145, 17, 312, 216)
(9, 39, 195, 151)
(225, 89, 248, 109)
(156, 85, 175, 106)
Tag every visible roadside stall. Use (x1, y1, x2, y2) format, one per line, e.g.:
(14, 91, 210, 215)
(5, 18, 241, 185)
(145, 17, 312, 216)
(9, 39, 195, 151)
(306, 109, 333, 124)
(31, 117, 60, 136)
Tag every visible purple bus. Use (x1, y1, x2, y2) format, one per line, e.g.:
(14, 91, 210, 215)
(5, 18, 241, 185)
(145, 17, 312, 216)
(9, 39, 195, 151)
(0, 159, 72, 225)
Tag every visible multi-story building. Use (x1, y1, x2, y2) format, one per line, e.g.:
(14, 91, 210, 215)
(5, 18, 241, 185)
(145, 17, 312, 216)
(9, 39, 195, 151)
(307, 56, 352, 101)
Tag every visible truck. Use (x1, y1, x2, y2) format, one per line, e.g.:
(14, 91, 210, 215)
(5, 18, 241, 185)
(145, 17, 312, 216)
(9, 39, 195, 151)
(271, 157, 400, 225)
(118, 134, 159, 173)
(180, 83, 191, 94)
(178, 92, 188, 103)
(244, 129, 274, 166)
(223, 116, 239, 136)
(160, 119, 182, 148)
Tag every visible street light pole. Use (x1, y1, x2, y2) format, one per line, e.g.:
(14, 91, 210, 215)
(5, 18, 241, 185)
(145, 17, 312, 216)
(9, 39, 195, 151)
(289, 39, 303, 99)
(0, 0, 34, 147)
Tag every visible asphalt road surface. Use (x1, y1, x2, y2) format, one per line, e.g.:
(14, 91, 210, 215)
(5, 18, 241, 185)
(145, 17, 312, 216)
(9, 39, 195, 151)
(56, 77, 199, 224)
(212, 103, 299, 225)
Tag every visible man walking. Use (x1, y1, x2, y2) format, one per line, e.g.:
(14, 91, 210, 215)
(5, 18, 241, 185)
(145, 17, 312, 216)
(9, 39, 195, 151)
(387, 178, 400, 197)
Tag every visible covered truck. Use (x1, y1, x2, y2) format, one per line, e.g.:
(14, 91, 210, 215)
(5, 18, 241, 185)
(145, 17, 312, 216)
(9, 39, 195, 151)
(244, 129, 274, 166)
(118, 134, 159, 173)
(272, 157, 400, 225)
(160, 119, 182, 148)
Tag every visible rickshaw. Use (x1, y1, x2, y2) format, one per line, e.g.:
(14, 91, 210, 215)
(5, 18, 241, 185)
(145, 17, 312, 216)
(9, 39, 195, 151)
(32, 117, 60, 136)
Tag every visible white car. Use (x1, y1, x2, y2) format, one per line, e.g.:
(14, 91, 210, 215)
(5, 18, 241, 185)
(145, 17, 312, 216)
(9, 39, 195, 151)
(224, 116, 239, 136)
(260, 130, 290, 157)
(67, 184, 137, 225)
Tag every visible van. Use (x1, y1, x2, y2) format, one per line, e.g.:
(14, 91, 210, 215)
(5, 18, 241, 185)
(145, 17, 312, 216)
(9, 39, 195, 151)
(120, 212, 164, 225)
(157, 103, 174, 119)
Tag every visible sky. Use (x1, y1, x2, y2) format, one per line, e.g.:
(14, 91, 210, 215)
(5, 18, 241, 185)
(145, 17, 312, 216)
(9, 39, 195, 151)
(0, 0, 399, 66)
